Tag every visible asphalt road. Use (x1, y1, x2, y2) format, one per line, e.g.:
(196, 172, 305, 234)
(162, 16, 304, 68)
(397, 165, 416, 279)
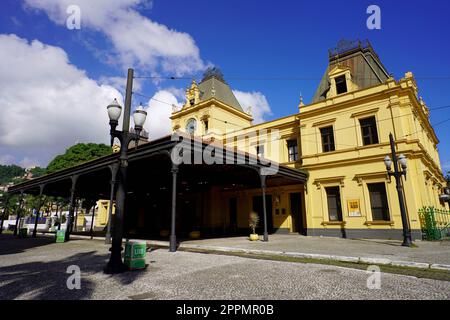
(0, 236, 449, 300)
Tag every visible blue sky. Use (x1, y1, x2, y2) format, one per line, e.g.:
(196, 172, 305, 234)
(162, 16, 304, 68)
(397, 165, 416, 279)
(0, 0, 449, 172)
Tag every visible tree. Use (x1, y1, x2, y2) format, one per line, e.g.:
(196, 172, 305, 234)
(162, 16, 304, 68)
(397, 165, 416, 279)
(0, 164, 25, 184)
(46, 143, 112, 173)
(29, 167, 46, 178)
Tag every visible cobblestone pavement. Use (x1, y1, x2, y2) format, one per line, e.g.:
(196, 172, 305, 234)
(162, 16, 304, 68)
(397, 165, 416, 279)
(181, 234, 450, 265)
(0, 235, 449, 300)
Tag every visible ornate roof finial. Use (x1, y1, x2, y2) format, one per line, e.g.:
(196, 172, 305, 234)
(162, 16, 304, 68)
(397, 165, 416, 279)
(247, 106, 252, 116)
(211, 77, 216, 97)
(298, 92, 305, 110)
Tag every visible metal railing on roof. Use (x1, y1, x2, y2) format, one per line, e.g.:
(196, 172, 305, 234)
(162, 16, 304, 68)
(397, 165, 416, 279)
(328, 39, 373, 59)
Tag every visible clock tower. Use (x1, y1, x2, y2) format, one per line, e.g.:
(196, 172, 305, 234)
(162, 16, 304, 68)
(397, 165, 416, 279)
(170, 67, 253, 139)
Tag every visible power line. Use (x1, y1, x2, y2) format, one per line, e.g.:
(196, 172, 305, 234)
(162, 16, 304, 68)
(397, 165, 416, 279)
(403, 117, 450, 138)
(133, 91, 175, 107)
(134, 74, 450, 81)
(429, 104, 450, 111)
(134, 76, 192, 80)
(133, 90, 450, 141)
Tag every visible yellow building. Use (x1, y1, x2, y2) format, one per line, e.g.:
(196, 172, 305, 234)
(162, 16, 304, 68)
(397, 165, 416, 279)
(170, 40, 448, 239)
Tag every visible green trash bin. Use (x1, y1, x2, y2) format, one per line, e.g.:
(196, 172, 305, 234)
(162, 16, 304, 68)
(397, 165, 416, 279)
(18, 228, 28, 238)
(124, 240, 147, 270)
(56, 230, 66, 243)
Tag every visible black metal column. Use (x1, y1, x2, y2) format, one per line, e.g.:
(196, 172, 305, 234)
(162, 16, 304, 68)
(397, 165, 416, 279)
(57, 204, 63, 231)
(260, 174, 269, 242)
(65, 176, 78, 242)
(54, 202, 59, 231)
(104, 161, 128, 273)
(0, 194, 9, 234)
(170, 164, 179, 252)
(105, 164, 118, 244)
(13, 192, 24, 236)
(90, 203, 95, 239)
(73, 201, 79, 233)
(32, 185, 45, 238)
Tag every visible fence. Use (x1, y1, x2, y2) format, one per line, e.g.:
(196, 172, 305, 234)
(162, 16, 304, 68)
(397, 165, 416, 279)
(418, 207, 450, 240)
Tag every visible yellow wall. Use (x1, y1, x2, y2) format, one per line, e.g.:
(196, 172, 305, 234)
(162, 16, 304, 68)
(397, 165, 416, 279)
(94, 200, 114, 229)
(170, 71, 447, 237)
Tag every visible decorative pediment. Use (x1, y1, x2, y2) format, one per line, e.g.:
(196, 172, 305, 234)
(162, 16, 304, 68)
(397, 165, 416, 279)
(354, 172, 390, 186)
(328, 65, 351, 78)
(313, 176, 345, 189)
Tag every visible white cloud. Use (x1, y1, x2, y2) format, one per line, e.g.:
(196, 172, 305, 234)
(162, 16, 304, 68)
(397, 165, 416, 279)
(142, 90, 182, 139)
(0, 34, 122, 166)
(98, 76, 142, 94)
(233, 90, 272, 124)
(19, 157, 40, 169)
(24, 0, 206, 75)
(0, 155, 15, 165)
(442, 161, 450, 172)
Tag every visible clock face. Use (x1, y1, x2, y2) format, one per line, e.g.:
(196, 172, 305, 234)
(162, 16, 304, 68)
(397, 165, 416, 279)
(186, 118, 197, 134)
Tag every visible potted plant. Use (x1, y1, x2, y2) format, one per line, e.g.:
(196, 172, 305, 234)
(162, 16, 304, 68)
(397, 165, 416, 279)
(189, 230, 201, 239)
(248, 212, 260, 241)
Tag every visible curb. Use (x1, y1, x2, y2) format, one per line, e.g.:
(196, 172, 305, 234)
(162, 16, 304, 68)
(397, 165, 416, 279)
(147, 241, 450, 272)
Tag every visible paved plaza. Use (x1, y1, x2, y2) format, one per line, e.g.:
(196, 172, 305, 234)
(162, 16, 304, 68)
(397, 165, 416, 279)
(0, 235, 449, 300)
(179, 234, 450, 265)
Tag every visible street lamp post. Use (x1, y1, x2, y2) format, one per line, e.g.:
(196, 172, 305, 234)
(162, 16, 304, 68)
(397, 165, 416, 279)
(104, 68, 147, 274)
(384, 133, 412, 247)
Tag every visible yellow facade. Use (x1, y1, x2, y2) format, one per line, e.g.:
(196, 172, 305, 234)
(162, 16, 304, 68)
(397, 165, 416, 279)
(171, 80, 253, 139)
(168, 44, 447, 239)
(95, 200, 112, 229)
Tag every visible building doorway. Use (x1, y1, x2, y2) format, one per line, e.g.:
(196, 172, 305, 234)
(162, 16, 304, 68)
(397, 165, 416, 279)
(252, 195, 273, 234)
(180, 198, 197, 236)
(290, 192, 306, 235)
(229, 197, 238, 233)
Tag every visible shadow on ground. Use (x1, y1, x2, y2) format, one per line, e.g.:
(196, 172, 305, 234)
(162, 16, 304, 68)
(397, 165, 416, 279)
(0, 239, 148, 299)
(0, 234, 56, 255)
(0, 251, 104, 299)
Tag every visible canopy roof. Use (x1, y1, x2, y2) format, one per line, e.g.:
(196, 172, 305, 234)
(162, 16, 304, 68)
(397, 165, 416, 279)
(8, 135, 308, 198)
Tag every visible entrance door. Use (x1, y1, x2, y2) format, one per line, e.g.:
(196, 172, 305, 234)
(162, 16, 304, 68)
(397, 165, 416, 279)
(290, 192, 305, 234)
(252, 195, 273, 234)
(229, 198, 238, 233)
